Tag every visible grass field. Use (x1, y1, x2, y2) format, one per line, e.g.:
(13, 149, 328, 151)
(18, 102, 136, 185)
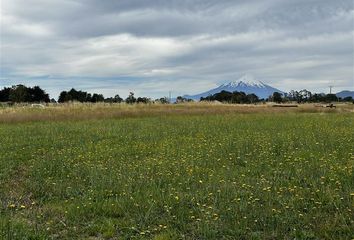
(0, 104, 353, 239)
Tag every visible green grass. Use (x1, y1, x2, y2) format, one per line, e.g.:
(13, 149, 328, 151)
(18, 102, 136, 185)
(0, 112, 353, 239)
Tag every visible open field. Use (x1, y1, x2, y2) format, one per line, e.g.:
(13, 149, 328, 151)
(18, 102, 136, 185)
(0, 102, 353, 124)
(0, 104, 353, 239)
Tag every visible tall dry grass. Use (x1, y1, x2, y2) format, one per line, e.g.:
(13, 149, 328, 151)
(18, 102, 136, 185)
(0, 102, 352, 124)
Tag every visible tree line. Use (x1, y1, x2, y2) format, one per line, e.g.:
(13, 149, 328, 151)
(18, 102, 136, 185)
(282, 90, 352, 103)
(200, 90, 353, 104)
(0, 85, 50, 103)
(0, 85, 170, 104)
(0, 85, 352, 104)
(200, 91, 260, 103)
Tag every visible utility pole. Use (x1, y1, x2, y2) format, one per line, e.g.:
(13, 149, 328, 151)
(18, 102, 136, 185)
(329, 86, 333, 94)
(169, 91, 172, 103)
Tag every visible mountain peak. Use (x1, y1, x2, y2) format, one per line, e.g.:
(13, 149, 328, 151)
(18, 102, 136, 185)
(223, 74, 265, 88)
(237, 74, 257, 83)
(184, 74, 285, 100)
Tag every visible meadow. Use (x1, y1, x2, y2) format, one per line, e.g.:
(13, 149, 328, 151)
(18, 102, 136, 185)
(0, 104, 353, 239)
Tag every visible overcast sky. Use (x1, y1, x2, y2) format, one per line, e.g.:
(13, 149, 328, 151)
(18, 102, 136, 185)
(1, 0, 353, 98)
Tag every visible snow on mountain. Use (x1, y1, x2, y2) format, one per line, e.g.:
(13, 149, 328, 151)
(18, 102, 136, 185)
(184, 74, 284, 100)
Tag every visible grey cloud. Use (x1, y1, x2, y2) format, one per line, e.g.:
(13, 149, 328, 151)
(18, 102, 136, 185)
(5, 0, 351, 38)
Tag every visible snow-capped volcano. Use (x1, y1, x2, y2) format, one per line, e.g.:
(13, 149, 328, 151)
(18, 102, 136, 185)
(184, 74, 284, 100)
(220, 74, 267, 88)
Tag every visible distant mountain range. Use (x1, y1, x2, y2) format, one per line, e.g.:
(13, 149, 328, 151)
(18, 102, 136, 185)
(184, 74, 284, 100)
(336, 90, 354, 99)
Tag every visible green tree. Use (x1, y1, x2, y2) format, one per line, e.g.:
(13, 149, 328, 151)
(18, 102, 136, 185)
(137, 97, 150, 104)
(325, 94, 338, 103)
(343, 96, 353, 102)
(114, 94, 123, 103)
(272, 92, 283, 103)
(176, 96, 193, 103)
(0, 87, 11, 102)
(157, 97, 169, 104)
(9, 85, 30, 103)
(104, 94, 123, 103)
(91, 93, 105, 102)
(58, 88, 95, 103)
(28, 86, 50, 102)
(176, 96, 184, 103)
(125, 92, 136, 104)
(246, 93, 259, 103)
(231, 91, 247, 103)
(58, 91, 69, 103)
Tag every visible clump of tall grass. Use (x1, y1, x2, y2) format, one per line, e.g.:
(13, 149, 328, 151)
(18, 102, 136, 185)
(0, 102, 351, 123)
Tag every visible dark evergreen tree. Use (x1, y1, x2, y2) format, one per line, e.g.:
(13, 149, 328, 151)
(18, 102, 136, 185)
(9, 85, 30, 103)
(28, 86, 50, 102)
(272, 92, 283, 103)
(91, 93, 104, 102)
(0, 87, 11, 102)
(57, 88, 103, 103)
(58, 91, 69, 103)
(246, 93, 259, 103)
